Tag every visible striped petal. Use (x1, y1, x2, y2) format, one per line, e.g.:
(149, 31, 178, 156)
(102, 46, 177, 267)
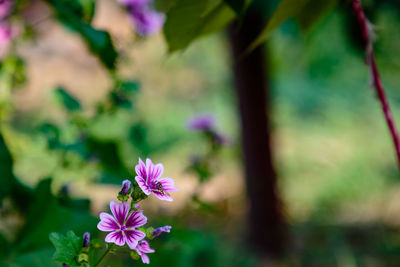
(110, 201, 130, 226)
(126, 210, 147, 228)
(105, 230, 126, 246)
(125, 229, 146, 249)
(97, 212, 120, 232)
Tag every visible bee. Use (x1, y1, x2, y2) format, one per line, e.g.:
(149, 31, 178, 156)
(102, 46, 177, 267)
(157, 182, 165, 194)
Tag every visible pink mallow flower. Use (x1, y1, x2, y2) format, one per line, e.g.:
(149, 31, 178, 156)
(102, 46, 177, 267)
(135, 240, 155, 264)
(135, 158, 178, 201)
(97, 201, 147, 249)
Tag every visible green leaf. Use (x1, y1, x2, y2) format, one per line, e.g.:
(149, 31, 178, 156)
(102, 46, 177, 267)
(54, 87, 82, 112)
(0, 132, 15, 203)
(45, 0, 95, 23)
(296, 0, 338, 31)
(224, 0, 251, 18)
(49, 231, 81, 265)
(154, 0, 177, 12)
(163, 0, 235, 52)
(44, 0, 118, 70)
(15, 179, 97, 253)
(246, 0, 312, 53)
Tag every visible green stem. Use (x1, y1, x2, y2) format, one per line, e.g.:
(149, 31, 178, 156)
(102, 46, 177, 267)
(94, 244, 114, 267)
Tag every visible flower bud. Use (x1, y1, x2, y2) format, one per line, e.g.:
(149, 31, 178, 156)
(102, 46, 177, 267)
(152, 225, 171, 238)
(118, 179, 132, 202)
(83, 232, 90, 248)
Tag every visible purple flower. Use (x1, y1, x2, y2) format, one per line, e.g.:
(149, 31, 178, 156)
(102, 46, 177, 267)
(118, 0, 165, 36)
(135, 158, 178, 202)
(118, 0, 150, 9)
(129, 8, 165, 36)
(134, 240, 155, 264)
(152, 225, 171, 238)
(97, 201, 147, 249)
(0, 23, 11, 59)
(120, 179, 131, 196)
(187, 114, 215, 131)
(0, 0, 13, 20)
(82, 232, 90, 248)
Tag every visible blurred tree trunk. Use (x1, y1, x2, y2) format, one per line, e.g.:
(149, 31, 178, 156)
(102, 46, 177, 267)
(228, 18, 285, 258)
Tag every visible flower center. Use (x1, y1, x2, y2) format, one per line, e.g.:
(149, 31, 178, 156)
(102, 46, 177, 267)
(121, 225, 127, 231)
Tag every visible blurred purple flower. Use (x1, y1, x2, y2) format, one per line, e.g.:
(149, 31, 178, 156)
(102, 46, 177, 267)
(120, 179, 131, 196)
(152, 225, 171, 238)
(0, 23, 11, 58)
(134, 240, 155, 264)
(97, 201, 147, 249)
(118, 0, 150, 9)
(187, 114, 215, 131)
(83, 232, 90, 248)
(118, 0, 165, 36)
(0, 0, 13, 20)
(130, 8, 165, 36)
(135, 158, 179, 202)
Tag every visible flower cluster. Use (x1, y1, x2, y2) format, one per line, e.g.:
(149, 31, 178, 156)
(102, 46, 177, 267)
(97, 158, 178, 264)
(118, 0, 165, 36)
(0, 0, 13, 59)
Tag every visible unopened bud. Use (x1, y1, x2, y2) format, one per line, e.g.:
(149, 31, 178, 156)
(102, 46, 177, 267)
(83, 232, 90, 248)
(152, 225, 172, 238)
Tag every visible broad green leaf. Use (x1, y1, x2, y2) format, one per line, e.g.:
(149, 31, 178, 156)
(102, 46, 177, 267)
(164, 0, 235, 52)
(49, 231, 81, 266)
(54, 87, 82, 112)
(246, 0, 312, 53)
(296, 0, 338, 31)
(44, 0, 118, 70)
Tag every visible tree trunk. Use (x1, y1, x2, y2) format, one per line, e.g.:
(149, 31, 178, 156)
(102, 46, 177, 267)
(228, 20, 285, 258)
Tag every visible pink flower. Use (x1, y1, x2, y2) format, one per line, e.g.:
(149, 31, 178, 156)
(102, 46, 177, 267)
(97, 201, 147, 249)
(135, 158, 178, 202)
(134, 240, 155, 264)
(0, 23, 11, 59)
(129, 8, 165, 36)
(0, 0, 13, 20)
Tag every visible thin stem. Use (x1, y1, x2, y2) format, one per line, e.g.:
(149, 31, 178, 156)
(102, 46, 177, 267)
(352, 0, 400, 168)
(94, 243, 114, 267)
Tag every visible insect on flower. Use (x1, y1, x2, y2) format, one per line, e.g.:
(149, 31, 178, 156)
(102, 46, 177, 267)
(135, 158, 179, 201)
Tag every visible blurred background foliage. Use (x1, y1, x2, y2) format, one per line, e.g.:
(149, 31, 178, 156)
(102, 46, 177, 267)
(1, 0, 400, 266)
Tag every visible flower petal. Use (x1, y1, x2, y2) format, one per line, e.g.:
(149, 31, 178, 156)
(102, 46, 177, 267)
(135, 158, 147, 179)
(158, 177, 179, 192)
(147, 160, 163, 180)
(105, 230, 125, 246)
(135, 176, 151, 195)
(97, 212, 120, 232)
(137, 240, 155, 253)
(125, 230, 146, 249)
(139, 252, 150, 264)
(126, 210, 147, 228)
(152, 190, 173, 202)
(110, 201, 130, 226)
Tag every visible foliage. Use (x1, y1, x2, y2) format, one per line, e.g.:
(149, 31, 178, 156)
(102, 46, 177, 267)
(49, 231, 82, 266)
